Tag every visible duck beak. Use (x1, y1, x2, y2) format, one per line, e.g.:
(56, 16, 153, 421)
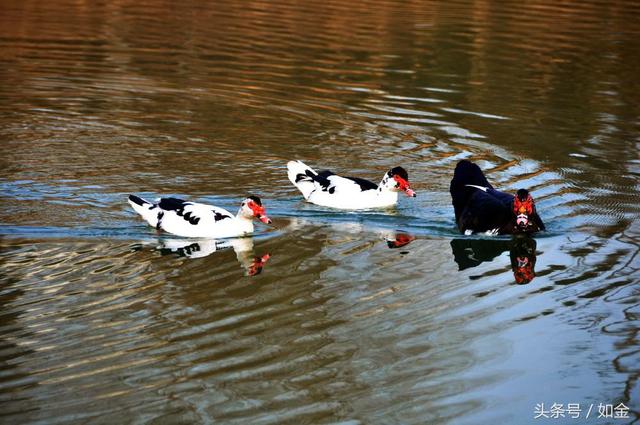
(405, 188, 416, 197)
(259, 215, 272, 224)
(516, 213, 529, 228)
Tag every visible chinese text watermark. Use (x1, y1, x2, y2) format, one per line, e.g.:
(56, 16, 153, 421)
(534, 402, 629, 420)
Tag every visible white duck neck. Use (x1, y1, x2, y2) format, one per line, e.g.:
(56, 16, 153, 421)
(233, 212, 255, 234)
(235, 207, 254, 221)
(376, 173, 394, 194)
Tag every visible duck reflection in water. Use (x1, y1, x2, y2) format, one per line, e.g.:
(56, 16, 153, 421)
(450, 235, 538, 284)
(385, 232, 416, 249)
(155, 237, 271, 276)
(281, 217, 416, 251)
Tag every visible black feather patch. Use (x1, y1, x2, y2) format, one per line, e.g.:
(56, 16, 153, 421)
(156, 211, 164, 229)
(295, 173, 310, 183)
(388, 166, 409, 181)
(182, 211, 201, 225)
(309, 170, 379, 192)
(304, 170, 334, 191)
(343, 176, 378, 191)
(247, 195, 262, 206)
(450, 160, 494, 222)
(129, 194, 148, 206)
(317, 170, 335, 178)
(157, 197, 203, 226)
(158, 197, 189, 211)
(214, 211, 231, 221)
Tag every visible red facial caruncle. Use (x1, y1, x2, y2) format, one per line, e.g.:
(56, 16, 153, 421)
(393, 175, 416, 197)
(513, 193, 534, 227)
(248, 201, 272, 224)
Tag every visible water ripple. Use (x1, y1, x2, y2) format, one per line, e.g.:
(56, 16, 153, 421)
(1, 0, 639, 423)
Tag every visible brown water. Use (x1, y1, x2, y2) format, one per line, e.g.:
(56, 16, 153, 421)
(1, 0, 639, 423)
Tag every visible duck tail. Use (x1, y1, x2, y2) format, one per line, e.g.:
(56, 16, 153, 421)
(450, 160, 493, 221)
(287, 160, 318, 199)
(128, 195, 160, 228)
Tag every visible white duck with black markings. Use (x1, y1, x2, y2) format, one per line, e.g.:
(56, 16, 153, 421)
(128, 194, 272, 238)
(287, 160, 416, 209)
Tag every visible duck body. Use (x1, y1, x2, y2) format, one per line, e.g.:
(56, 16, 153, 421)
(450, 160, 545, 235)
(457, 186, 518, 234)
(287, 160, 415, 210)
(128, 195, 271, 239)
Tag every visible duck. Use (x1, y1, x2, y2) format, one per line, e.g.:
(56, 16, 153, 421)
(286, 160, 416, 209)
(449, 160, 545, 235)
(128, 194, 272, 238)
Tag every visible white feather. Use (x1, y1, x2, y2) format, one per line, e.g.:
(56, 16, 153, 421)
(128, 197, 159, 227)
(287, 160, 317, 199)
(465, 184, 490, 192)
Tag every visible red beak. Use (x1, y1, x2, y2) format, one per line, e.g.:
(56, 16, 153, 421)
(259, 215, 272, 224)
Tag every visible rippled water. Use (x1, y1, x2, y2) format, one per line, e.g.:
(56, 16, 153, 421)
(1, 0, 639, 423)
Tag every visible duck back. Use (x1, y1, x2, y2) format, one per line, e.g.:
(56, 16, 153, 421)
(450, 160, 494, 223)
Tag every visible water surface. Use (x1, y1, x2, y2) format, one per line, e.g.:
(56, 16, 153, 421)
(1, 0, 639, 423)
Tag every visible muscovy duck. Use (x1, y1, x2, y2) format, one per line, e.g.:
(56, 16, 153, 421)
(450, 160, 545, 235)
(128, 195, 271, 238)
(287, 160, 416, 209)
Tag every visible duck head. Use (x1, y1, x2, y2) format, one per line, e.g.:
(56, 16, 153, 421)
(512, 189, 538, 233)
(240, 195, 272, 224)
(382, 166, 416, 197)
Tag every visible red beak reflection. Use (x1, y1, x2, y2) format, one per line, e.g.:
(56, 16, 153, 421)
(247, 253, 270, 276)
(386, 232, 416, 249)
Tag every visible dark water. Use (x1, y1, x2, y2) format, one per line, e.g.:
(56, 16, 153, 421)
(1, 0, 639, 423)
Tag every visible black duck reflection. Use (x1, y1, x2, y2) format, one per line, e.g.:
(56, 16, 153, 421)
(134, 237, 271, 276)
(450, 235, 538, 284)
